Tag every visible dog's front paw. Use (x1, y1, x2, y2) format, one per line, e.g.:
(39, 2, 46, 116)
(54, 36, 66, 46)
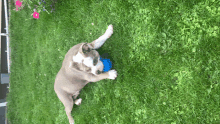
(108, 69, 117, 80)
(104, 25, 113, 38)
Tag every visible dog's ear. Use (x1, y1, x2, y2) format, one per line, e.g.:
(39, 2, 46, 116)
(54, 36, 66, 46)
(72, 62, 80, 70)
(82, 43, 92, 54)
(72, 61, 92, 72)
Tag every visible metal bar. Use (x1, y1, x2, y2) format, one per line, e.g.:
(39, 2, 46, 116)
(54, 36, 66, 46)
(0, 33, 8, 36)
(4, 0, 10, 73)
(0, 0, 2, 54)
(5, 105, 7, 124)
(0, 102, 8, 107)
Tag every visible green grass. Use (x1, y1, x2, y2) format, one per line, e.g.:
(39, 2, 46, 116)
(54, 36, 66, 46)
(7, 0, 220, 123)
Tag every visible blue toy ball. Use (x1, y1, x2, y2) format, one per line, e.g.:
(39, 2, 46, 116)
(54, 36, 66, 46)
(100, 57, 112, 72)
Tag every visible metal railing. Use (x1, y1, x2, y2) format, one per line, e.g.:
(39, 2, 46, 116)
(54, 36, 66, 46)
(1, 0, 11, 74)
(1, 0, 11, 123)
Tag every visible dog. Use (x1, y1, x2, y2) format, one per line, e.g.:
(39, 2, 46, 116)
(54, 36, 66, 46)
(54, 25, 117, 124)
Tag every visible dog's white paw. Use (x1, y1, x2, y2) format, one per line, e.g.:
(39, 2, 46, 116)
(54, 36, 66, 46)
(69, 119, 74, 124)
(105, 24, 113, 38)
(75, 98, 82, 105)
(108, 69, 117, 80)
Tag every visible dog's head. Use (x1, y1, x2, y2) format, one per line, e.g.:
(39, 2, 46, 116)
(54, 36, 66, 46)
(72, 43, 104, 75)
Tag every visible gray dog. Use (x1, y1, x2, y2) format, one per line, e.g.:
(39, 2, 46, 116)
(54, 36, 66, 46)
(54, 25, 117, 124)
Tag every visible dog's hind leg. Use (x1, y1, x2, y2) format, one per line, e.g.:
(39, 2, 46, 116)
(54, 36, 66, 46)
(73, 91, 80, 99)
(72, 91, 82, 105)
(55, 90, 75, 124)
(74, 98, 82, 105)
(88, 25, 114, 49)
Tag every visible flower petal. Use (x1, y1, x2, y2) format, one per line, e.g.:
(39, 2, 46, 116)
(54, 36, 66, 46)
(33, 12, 40, 19)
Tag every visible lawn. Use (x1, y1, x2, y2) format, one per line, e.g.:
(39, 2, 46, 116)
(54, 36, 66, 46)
(7, 0, 220, 124)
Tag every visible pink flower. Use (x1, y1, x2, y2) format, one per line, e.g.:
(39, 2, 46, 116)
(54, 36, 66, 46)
(16, 0, 22, 7)
(15, 0, 22, 11)
(33, 12, 39, 19)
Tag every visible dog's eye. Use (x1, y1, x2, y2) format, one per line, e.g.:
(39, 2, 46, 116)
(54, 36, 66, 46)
(93, 57, 98, 66)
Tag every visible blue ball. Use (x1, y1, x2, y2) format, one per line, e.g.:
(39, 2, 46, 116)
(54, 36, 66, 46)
(100, 57, 112, 72)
